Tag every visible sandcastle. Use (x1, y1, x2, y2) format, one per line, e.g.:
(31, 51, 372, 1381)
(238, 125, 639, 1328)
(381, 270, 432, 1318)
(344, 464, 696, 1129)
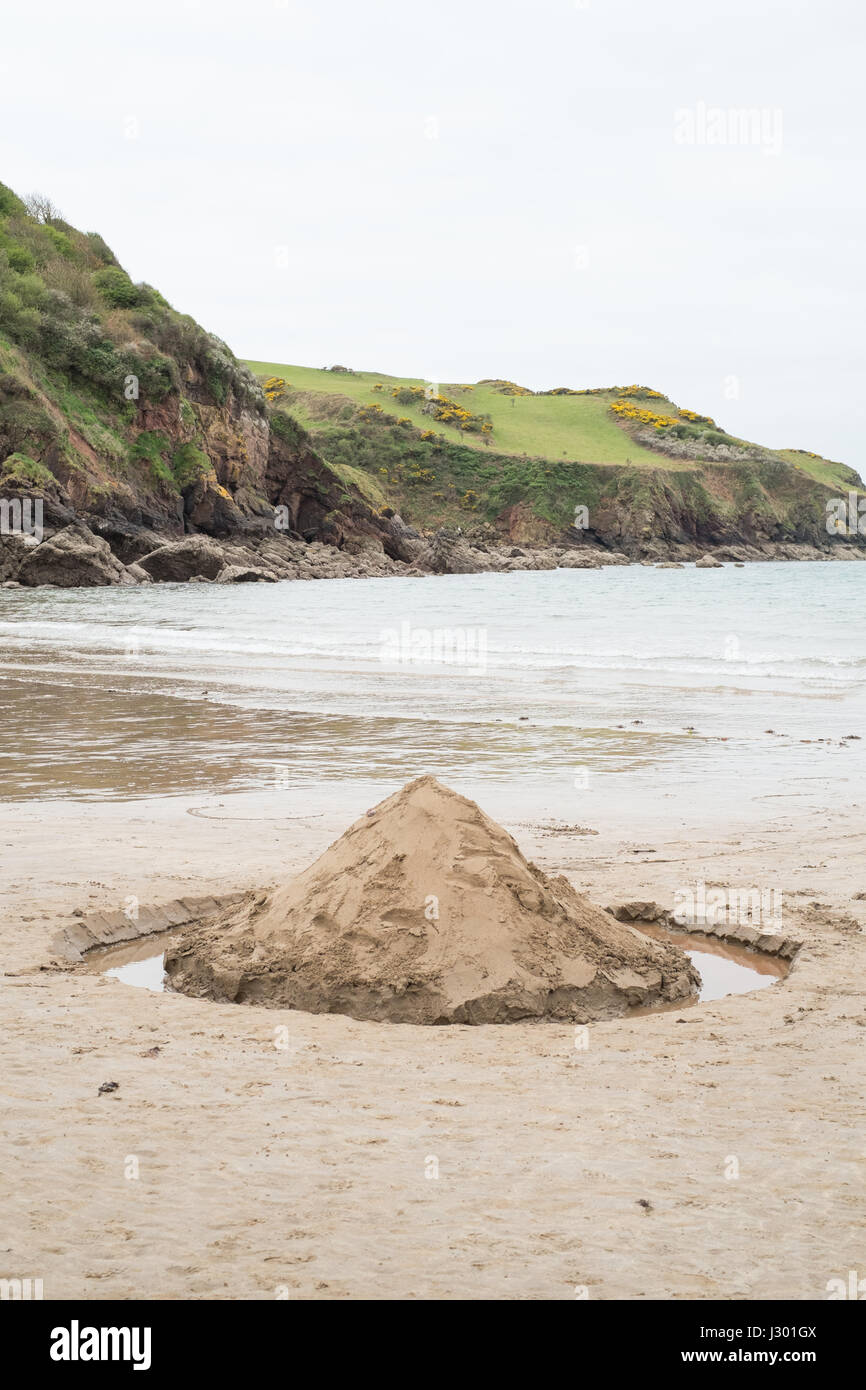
(165, 776, 698, 1023)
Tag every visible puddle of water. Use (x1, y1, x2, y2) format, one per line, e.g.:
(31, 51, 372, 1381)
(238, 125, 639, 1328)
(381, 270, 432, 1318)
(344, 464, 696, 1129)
(632, 920, 787, 1013)
(92, 931, 178, 992)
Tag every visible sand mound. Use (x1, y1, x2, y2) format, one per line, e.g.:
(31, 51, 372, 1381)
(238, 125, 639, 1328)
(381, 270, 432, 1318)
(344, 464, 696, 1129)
(165, 777, 698, 1023)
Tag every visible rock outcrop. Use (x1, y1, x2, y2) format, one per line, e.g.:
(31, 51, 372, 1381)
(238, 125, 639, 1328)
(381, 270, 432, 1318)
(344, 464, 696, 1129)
(136, 536, 228, 582)
(216, 564, 277, 583)
(16, 524, 139, 588)
(415, 526, 493, 575)
(0, 530, 38, 582)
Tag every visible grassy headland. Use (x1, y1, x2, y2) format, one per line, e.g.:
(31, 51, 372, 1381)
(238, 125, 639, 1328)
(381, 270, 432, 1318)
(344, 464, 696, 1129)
(245, 360, 862, 545)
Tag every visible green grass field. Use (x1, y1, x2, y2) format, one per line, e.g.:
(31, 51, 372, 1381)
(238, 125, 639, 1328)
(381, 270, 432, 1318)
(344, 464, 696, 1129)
(245, 360, 859, 492)
(776, 449, 861, 490)
(245, 362, 672, 468)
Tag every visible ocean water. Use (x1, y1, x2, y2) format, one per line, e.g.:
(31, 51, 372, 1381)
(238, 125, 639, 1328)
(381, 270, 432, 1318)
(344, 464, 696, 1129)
(1, 562, 864, 830)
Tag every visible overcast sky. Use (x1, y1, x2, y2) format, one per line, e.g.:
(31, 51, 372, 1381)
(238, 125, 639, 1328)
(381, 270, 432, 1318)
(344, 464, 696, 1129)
(2, 0, 864, 467)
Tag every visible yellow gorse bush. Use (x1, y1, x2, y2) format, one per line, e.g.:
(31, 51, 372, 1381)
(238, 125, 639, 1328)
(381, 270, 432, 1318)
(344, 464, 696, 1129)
(610, 400, 679, 430)
(678, 408, 717, 426)
(610, 395, 719, 432)
(263, 376, 287, 402)
(421, 391, 492, 434)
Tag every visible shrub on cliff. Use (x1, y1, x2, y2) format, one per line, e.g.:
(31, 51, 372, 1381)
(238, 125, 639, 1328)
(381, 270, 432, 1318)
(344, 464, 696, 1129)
(84, 232, 119, 267)
(270, 409, 308, 450)
(171, 443, 210, 488)
(93, 266, 146, 308)
(0, 398, 65, 467)
(0, 450, 55, 488)
(392, 386, 419, 406)
(0, 183, 27, 218)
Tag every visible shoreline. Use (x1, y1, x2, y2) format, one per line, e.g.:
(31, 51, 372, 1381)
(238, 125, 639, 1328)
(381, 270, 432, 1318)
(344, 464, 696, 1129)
(2, 518, 865, 591)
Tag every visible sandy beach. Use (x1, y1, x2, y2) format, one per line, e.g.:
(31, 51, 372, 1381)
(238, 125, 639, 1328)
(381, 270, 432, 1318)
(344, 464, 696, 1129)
(3, 777, 864, 1301)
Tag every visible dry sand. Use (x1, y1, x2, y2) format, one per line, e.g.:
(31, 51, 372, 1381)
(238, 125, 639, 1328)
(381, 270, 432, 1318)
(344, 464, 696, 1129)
(164, 777, 698, 1023)
(1, 791, 865, 1300)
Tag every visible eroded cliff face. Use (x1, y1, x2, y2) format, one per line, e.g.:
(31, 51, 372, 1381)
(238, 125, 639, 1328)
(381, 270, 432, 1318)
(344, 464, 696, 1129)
(0, 358, 431, 587)
(0, 340, 402, 567)
(581, 461, 853, 558)
(113, 380, 384, 549)
(493, 459, 863, 560)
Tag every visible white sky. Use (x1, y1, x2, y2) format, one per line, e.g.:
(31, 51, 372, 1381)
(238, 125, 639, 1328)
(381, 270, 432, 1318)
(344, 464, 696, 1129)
(1, 0, 864, 466)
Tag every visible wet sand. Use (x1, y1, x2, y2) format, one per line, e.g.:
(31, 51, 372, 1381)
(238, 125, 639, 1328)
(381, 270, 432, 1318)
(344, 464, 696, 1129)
(2, 788, 864, 1300)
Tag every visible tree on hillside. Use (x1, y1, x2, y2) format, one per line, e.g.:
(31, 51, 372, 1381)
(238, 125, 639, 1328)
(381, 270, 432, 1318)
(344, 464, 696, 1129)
(25, 192, 63, 224)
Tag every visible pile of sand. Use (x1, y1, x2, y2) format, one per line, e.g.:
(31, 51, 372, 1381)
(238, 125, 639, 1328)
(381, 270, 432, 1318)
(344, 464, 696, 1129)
(165, 776, 698, 1023)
